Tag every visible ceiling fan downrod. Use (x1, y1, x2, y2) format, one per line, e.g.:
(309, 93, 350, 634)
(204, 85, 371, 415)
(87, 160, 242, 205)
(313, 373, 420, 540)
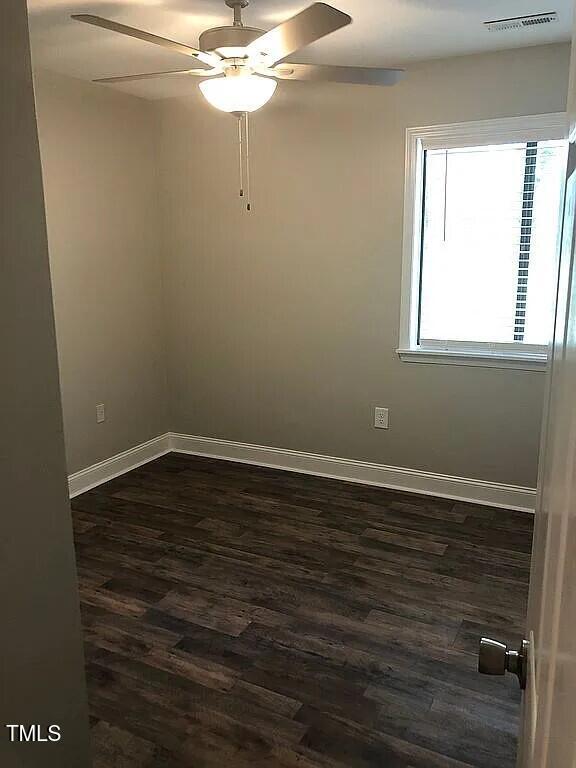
(225, 0, 250, 27)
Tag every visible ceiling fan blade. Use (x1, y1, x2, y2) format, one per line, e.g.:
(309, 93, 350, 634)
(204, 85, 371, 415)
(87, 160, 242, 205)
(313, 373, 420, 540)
(247, 3, 351, 65)
(93, 69, 218, 84)
(273, 63, 404, 86)
(71, 15, 220, 68)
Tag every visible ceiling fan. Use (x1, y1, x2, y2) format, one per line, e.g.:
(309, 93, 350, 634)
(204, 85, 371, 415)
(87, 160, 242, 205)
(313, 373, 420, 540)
(72, 1, 403, 211)
(72, 1, 403, 113)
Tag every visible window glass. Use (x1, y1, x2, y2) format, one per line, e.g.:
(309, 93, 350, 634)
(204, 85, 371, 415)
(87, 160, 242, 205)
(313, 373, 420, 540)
(419, 140, 567, 348)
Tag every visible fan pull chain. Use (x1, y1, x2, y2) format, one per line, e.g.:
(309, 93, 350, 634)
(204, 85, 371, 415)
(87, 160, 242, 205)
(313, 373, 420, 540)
(236, 112, 251, 212)
(236, 112, 252, 212)
(238, 114, 244, 199)
(244, 112, 251, 212)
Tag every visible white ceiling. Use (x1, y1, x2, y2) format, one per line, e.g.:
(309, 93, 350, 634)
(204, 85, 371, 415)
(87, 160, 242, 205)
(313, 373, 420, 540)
(28, 0, 573, 99)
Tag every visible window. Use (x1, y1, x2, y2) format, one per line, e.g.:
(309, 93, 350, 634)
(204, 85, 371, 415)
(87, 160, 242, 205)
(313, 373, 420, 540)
(398, 114, 568, 370)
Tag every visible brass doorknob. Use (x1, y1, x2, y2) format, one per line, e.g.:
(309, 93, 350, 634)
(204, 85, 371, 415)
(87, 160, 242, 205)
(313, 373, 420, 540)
(478, 637, 529, 689)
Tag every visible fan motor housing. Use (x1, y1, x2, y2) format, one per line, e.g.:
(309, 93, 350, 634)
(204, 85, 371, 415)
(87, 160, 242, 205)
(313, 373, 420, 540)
(199, 25, 265, 52)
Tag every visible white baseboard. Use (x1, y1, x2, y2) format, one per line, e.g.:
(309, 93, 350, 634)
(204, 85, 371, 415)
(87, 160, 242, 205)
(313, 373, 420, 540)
(68, 431, 536, 512)
(170, 433, 536, 513)
(68, 433, 170, 498)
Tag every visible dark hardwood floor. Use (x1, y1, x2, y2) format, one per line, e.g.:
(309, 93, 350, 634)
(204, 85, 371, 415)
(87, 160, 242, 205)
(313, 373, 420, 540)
(71, 453, 533, 768)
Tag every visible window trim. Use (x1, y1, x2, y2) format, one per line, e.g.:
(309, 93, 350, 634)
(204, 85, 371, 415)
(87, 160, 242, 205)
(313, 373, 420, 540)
(398, 113, 568, 372)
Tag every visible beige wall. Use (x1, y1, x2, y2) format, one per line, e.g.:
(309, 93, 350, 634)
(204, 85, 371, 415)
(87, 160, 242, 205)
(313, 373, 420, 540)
(33, 44, 570, 488)
(35, 70, 168, 474)
(0, 3, 90, 765)
(157, 43, 570, 488)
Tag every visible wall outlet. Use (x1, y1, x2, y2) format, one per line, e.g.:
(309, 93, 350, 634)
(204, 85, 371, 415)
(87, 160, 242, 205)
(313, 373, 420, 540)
(96, 403, 106, 423)
(374, 407, 389, 429)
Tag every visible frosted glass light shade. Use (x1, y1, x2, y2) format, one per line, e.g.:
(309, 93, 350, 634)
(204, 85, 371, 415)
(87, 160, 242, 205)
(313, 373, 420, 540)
(199, 74, 277, 113)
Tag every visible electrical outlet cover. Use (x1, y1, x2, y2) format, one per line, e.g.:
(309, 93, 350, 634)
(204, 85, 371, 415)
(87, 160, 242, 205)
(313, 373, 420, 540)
(374, 407, 389, 429)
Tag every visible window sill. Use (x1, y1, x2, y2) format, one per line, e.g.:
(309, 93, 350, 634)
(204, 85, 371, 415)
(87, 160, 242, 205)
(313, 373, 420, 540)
(396, 348, 548, 371)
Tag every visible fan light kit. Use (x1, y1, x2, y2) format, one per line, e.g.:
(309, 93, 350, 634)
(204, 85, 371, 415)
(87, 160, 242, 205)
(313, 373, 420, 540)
(72, 0, 404, 211)
(199, 71, 277, 113)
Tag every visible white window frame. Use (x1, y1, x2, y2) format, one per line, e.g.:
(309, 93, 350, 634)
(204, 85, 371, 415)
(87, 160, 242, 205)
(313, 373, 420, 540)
(397, 113, 568, 372)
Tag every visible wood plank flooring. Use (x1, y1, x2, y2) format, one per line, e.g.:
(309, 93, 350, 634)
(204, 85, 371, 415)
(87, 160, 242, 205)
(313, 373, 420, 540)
(71, 453, 533, 768)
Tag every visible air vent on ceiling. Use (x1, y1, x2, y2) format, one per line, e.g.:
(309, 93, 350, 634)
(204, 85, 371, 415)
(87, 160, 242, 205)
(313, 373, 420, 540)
(484, 12, 558, 32)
